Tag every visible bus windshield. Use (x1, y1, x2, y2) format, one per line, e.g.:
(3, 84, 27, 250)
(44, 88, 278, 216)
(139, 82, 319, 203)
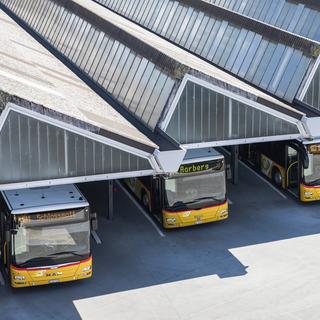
(165, 171, 226, 209)
(12, 208, 90, 267)
(304, 153, 320, 186)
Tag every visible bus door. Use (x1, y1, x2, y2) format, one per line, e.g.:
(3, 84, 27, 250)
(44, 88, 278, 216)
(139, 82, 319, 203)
(286, 145, 300, 197)
(0, 211, 10, 271)
(151, 177, 163, 222)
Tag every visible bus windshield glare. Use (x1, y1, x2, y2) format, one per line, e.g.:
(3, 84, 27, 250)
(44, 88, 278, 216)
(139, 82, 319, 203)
(304, 153, 320, 186)
(165, 170, 226, 209)
(12, 208, 90, 267)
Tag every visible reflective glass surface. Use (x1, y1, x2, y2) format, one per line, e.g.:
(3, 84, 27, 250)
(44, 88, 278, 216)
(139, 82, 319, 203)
(0, 111, 152, 184)
(97, 0, 314, 102)
(207, 0, 320, 41)
(0, 0, 176, 129)
(166, 81, 300, 144)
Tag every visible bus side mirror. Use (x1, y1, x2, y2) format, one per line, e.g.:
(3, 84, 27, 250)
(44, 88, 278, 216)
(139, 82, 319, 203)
(90, 212, 98, 231)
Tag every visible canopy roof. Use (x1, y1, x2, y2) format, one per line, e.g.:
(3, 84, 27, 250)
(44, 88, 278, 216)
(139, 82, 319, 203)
(205, 0, 320, 42)
(0, 9, 166, 189)
(1, 0, 319, 150)
(95, 0, 320, 106)
(193, 0, 320, 114)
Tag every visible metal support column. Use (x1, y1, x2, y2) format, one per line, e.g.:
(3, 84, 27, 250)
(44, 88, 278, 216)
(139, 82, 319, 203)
(231, 145, 239, 185)
(107, 180, 114, 220)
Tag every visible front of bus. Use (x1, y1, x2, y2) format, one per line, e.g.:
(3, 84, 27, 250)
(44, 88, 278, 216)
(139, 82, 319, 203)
(162, 151, 228, 228)
(301, 144, 320, 202)
(10, 205, 92, 288)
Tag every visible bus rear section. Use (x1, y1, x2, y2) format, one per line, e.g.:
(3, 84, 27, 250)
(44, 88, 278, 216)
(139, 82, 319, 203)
(0, 184, 97, 288)
(240, 141, 320, 202)
(125, 148, 228, 229)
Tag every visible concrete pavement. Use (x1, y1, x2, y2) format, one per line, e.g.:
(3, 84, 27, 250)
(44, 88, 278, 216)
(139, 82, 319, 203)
(1, 165, 320, 320)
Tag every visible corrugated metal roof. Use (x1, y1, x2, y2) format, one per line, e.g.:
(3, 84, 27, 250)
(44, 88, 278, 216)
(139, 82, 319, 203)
(205, 0, 320, 42)
(0, 0, 306, 133)
(96, 0, 320, 103)
(0, 9, 157, 151)
(87, 0, 306, 117)
(2, 0, 314, 156)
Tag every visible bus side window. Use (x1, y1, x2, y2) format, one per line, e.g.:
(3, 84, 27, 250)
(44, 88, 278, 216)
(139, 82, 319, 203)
(287, 146, 298, 163)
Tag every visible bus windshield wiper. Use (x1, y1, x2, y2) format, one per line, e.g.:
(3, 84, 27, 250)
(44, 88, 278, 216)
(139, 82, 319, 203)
(194, 196, 222, 202)
(184, 196, 222, 204)
(171, 201, 187, 209)
(19, 256, 51, 267)
(306, 178, 320, 186)
(48, 251, 84, 257)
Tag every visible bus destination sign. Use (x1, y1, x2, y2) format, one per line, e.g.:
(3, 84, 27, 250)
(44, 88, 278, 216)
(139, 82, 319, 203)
(178, 160, 223, 174)
(17, 210, 76, 225)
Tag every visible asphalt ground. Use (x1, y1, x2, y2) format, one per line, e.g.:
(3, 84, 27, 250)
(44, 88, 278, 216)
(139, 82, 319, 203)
(1, 164, 320, 320)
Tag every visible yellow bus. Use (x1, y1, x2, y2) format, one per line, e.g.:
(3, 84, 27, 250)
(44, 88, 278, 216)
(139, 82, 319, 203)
(125, 148, 228, 228)
(0, 184, 97, 288)
(240, 141, 320, 202)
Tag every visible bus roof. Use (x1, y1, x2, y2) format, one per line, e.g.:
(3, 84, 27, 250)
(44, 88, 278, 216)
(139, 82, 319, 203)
(1, 184, 89, 215)
(183, 148, 223, 164)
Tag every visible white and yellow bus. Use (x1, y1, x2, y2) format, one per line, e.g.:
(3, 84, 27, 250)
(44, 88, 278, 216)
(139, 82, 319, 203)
(0, 184, 97, 288)
(240, 141, 320, 202)
(125, 148, 228, 228)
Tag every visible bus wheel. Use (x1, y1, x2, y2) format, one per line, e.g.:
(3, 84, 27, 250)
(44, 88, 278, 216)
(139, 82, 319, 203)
(141, 191, 150, 212)
(272, 168, 282, 187)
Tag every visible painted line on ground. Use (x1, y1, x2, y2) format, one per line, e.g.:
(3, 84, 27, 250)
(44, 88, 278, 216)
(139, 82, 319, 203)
(91, 231, 102, 245)
(116, 180, 165, 238)
(239, 161, 287, 199)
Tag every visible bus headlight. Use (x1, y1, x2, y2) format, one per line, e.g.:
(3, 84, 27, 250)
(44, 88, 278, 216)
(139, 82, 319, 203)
(166, 218, 176, 223)
(304, 191, 313, 197)
(82, 266, 91, 272)
(219, 209, 228, 215)
(14, 275, 25, 280)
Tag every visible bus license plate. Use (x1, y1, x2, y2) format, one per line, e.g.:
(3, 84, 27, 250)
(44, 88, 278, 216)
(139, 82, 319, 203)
(49, 279, 60, 284)
(195, 216, 203, 224)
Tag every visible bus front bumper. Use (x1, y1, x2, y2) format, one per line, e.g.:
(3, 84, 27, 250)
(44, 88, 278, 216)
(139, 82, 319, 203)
(10, 256, 92, 288)
(163, 201, 228, 229)
(300, 184, 320, 202)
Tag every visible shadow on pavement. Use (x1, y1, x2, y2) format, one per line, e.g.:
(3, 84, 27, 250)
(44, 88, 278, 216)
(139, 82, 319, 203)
(2, 165, 320, 319)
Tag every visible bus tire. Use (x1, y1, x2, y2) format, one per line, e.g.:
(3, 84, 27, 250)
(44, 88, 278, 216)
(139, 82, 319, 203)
(272, 167, 282, 187)
(141, 191, 150, 212)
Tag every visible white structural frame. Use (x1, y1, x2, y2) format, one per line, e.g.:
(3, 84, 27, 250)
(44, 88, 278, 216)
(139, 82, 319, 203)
(3, 103, 156, 160)
(182, 133, 302, 150)
(0, 103, 158, 190)
(182, 154, 223, 164)
(297, 55, 320, 102)
(0, 169, 155, 191)
(159, 74, 308, 138)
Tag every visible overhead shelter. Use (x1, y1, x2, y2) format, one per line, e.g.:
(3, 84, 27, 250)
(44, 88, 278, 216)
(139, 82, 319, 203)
(0, 10, 166, 190)
(94, 0, 320, 116)
(193, 0, 320, 118)
(205, 0, 320, 42)
(0, 0, 315, 150)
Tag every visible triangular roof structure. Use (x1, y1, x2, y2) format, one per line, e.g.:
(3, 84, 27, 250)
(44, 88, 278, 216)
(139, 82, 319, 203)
(0, 9, 172, 189)
(0, 0, 316, 150)
(94, 0, 320, 114)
